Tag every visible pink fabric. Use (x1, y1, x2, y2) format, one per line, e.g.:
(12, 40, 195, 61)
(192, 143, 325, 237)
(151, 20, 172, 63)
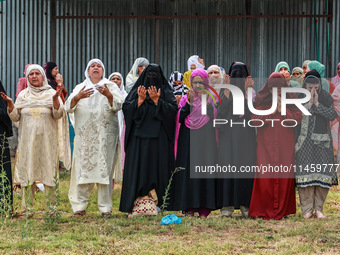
(331, 84, 340, 157)
(331, 62, 340, 87)
(16, 64, 31, 98)
(174, 69, 218, 159)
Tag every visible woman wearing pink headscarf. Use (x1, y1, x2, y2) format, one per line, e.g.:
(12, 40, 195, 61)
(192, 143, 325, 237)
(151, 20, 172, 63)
(16, 64, 31, 98)
(330, 63, 340, 157)
(167, 68, 219, 218)
(331, 63, 340, 88)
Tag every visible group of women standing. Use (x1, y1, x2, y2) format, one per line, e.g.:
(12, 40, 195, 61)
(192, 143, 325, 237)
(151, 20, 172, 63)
(0, 56, 338, 220)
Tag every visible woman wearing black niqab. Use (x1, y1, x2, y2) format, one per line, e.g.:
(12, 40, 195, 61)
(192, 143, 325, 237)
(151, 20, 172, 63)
(216, 62, 256, 217)
(119, 64, 178, 214)
(0, 81, 13, 213)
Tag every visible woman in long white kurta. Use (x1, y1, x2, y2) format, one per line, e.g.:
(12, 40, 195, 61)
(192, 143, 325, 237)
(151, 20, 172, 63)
(0, 64, 64, 214)
(66, 59, 123, 217)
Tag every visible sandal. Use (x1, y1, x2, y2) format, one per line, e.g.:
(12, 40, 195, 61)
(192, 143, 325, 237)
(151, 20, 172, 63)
(71, 210, 86, 217)
(102, 212, 111, 218)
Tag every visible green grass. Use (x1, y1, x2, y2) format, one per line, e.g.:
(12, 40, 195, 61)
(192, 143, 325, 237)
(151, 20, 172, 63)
(0, 170, 339, 254)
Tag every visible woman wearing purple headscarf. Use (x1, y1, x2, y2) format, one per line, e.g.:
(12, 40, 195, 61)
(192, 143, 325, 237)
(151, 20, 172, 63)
(168, 68, 219, 218)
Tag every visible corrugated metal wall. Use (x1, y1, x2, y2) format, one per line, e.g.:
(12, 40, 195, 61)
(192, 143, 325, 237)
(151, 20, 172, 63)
(0, 0, 339, 98)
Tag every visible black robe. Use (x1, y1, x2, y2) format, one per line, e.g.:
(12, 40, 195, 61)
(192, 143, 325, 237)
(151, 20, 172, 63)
(0, 81, 13, 212)
(215, 92, 256, 209)
(215, 62, 256, 209)
(119, 64, 178, 213)
(167, 102, 220, 211)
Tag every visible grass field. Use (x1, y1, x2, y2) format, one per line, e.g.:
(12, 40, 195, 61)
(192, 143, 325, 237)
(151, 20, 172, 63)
(0, 170, 339, 254)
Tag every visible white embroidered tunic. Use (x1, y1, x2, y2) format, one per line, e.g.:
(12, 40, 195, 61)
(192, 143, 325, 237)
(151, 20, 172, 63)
(65, 83, 123, 185)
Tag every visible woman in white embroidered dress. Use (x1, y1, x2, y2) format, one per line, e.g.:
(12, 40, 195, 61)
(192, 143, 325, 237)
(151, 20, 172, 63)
(66, 59, 123, 217)
(0, 64, 64, 215)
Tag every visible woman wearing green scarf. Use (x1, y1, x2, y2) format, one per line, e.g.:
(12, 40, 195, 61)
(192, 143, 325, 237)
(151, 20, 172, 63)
(274, 61, 300, 88)
(307, 61, 331, 93)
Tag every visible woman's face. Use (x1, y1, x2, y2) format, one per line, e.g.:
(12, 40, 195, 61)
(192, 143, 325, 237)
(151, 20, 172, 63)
(138, 65, 148, 75)
(110, 75, 122, 88)
(51, 66, 59, 77)
(198, 57, 205, 67)
(191, 76, 205, 93)
(173, 80, 183, 86)
(303, 64, 310, 74)
(88, 63, 104, 80)
(292, 70, 302, 77)
(208, 69, 220, 78)
(306, 84, 320, 92)
(28, 69, 44, 87)
(190, 64, 196, 70)
(279, 66, 289, 75)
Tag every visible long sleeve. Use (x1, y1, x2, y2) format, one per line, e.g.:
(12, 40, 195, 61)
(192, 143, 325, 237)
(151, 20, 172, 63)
(179, 103, 190, 123)
(52, 97, 64, 119)
(310, 103, 337, 121)
(8, 107, 20, 122)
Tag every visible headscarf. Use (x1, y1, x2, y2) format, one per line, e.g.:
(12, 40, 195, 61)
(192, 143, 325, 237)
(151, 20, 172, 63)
(123, 64, 177, 145)
(187, 55, 205, 71)
(0, 81, 13, 137)
(274, 61, 290, 73)
(43, 62, 58, 90)
(125, 57, 149, 93)
(254, 72, 297, 108)
(307, 61, 330, 92)
(169, 71, 188, 95)
(183, 68, 217, 129)
(291, 67, 304, 87)
(16, 64, 31, 98)
(299, 69, 334, 147)
(67, 59, 119, 101)
(308, 61, 325, 78)
(228, 62, 249, 94)
(302, 60, 311, 70)
(108, 72, 128, 137)
(174, 69, 218, 157)
(15, 64, 55, 109)
(331, 62, 340, 87)
(207, 65, 224, 91)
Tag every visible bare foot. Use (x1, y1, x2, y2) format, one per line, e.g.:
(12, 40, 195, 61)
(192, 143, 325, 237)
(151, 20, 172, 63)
(315, 211, 326, 219)
(303, 212, 313, 219)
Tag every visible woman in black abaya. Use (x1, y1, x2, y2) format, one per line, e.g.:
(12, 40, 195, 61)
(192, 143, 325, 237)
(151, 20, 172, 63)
(119, 64, 178, 215)
(0, 81, 13, 214)
(216, 62, 256, 217)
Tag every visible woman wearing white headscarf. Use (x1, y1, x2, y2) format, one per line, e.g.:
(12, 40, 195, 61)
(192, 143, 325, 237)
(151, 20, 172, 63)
(0, 64, 65, 214)
(108, 72, 128, 174)
(207, 65, 223, 94)
(66, 59, 124, 217)
(125, 57, 149, 93)
(183, 55, 205, 89)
